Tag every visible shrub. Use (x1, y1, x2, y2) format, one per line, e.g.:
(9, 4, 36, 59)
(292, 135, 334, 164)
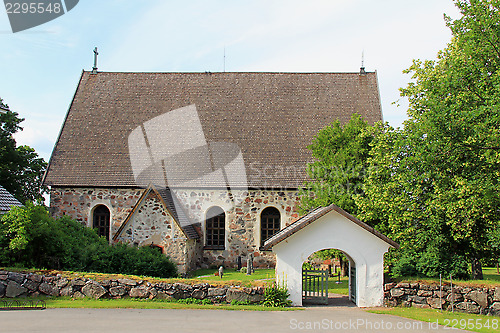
(262, 283, 292, 307)
(0, 203, 177, 278)
(302, 262, 314, 270)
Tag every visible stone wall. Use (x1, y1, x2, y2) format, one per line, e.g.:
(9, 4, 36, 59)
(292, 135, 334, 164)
(50, 187, 144, 237)
(49, 187, 301, 270)
(0, 271, 264, 304)
(114, 190, 200, 274)
(385, 282, 500, 316)
(170, 189, 300, 268)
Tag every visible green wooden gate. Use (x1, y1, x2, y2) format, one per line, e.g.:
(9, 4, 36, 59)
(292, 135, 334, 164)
(350, 265, 356, 303)
(302, 269, 329, 305)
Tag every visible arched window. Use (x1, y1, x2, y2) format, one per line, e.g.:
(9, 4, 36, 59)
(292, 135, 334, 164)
(261, 207, 281, 247)
(205, 206, 225, 250)
(93, 205, 110, 241)
(149, 244, 163, 254)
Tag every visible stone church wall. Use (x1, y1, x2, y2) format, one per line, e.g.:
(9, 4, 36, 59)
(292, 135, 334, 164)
(49, 187, 301, 271)
(172, 189, 300, 269)
(49, 187, 144, 237)
(115, 191, 200, 274)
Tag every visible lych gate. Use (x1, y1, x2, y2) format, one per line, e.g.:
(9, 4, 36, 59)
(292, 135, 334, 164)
(302, 268, 329, 305)
(263, 204, 398, 307)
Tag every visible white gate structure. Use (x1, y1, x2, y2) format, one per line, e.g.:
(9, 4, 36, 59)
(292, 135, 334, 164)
(263, 204, 398, 307)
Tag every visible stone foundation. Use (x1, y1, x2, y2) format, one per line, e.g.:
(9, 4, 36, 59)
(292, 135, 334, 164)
(384, 282, 500, 316)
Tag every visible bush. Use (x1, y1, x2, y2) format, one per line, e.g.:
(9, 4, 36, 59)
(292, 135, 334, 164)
(262, 283, 292, 307)
(391, 243, 470, 280)
(302, 262, 314, 270)
(0, 203, 177, 278)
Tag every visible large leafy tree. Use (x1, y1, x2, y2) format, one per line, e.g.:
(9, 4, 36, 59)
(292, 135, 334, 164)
(299, 113, 383, 216)
(0, 98, 47, 203)
(299, 114, 385, 276)
(359, 0, 500, 279)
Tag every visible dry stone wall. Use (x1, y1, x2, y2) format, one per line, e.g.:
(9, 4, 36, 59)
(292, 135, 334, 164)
(0, 270, 264, 304)
(385, 282, 500, 316)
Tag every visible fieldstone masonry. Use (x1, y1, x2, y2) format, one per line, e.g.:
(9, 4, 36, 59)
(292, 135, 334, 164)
(385, 282, 500, 316)
(0, 270, 264, 304)
(50, 188, 143, 235)
(49, 187, 301, 272)
(115, 191, 199, 274)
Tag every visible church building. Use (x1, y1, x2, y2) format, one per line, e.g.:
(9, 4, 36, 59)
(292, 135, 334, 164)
(42, 70, 382, 274)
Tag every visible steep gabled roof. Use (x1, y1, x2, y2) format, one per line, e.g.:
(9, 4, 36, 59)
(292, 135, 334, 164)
(263, 204, 399, 250)
(43, 71, 382, 189)
(0, 185, 23, 212)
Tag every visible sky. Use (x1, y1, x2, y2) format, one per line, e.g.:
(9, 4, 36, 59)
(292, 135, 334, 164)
(0, 0, 461, 162)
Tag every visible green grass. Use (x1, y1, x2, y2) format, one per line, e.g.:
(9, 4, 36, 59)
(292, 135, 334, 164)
(482, 267, 500, 282)
(367, 307, 500, 333)
(189, 268, 275, 284)
(11, 297, 299, 311)
(327, 275, 349, 295)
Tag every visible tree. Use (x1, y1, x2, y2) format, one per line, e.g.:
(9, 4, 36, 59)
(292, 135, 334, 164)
(359, 0, 500, 279)
(299, 113, 383, 216)
(299, 114, 387, 276)
(0, 98, 47, 203)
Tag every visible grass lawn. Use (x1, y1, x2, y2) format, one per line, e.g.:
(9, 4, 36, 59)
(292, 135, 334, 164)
(367, 307, 499, 333)
(51, 297, 298, 311)
(188, 268, 275, 284)
(6, 296, 299, 311)
(327, 275, 349, 295)
(482, 267, 500, 282)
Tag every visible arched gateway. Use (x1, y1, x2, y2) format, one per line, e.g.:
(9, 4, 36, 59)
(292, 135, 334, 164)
(263, 204, 399, 307)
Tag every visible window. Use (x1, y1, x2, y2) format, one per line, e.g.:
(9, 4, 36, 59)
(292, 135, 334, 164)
(149, 244, 163, 254)
(93, 205, 110, 241)
(205, 206, 225, 250)
(261, 207, 281, 247)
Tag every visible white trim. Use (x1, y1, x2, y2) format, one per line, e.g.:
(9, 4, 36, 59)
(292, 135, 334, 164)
(89, 203, 113, 244)
(257, 205, 284, 248)
(203, 205, 227, 250)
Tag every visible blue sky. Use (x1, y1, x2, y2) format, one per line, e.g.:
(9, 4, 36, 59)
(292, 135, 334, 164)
(0, 0, 460, 162)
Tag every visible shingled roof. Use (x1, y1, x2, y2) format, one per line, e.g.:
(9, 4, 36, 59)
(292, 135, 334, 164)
(43, 71, 382, 189)
(0, 185, 22, 213)
(263, 204, 399, 250)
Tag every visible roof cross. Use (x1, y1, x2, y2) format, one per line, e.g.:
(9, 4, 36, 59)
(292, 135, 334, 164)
(92, 47, 98, 74)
